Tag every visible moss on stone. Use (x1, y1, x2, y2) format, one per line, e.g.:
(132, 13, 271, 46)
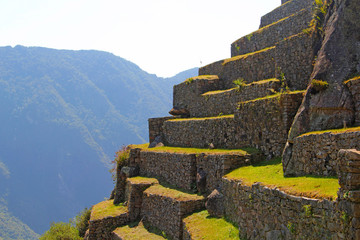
(90, 200, 128, 221)
(183, 210, 239, 240)
(225, 158, 339, 200)
(144, 184, 204, 202)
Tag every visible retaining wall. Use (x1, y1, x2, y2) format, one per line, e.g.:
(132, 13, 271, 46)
(346, 77, 360, 125)
(174, 79, 280, 118)
(260, 0, 313, 28)
(88, 211, 129, 240)
(148, 117, 173, 144)
(275, 32, 317, 90)
(284, 129, 360, 176)
(231, 8, 313, 56)
(199, 47, 276, 89)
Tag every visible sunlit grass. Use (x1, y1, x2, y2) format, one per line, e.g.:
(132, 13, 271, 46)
(299, 126, 360, 137)
(144, 184, 204, 202)
(129, 144, 259, 156)
(183, 210, 239, 240)
(167, 114, 234, 122)
(113, 224, 166, 240)
(90, 200, 127, 221)
(225, 158, 339, 200)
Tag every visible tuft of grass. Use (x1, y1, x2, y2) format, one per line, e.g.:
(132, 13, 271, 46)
(233, 78, 247, 90)
(225, 158, 339, 200)
(90, 200, 128, 221)
(129, 144, 258, 156)
(344, 75, 360, 84)
(183, 210, 239, 240)
(144, 184, 204, 201)
(113, 223, 166, 240)
(311, 79, 329, 92)
(299, 126, 360, 137)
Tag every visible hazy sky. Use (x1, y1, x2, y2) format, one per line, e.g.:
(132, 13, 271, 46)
(1, 0, 280, 77)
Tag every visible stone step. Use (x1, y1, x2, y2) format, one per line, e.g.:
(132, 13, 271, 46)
(260, 0, 313, 28)
(182, 210, 239, 240)
(199, 46, 276, 89)
(124, 177, 159, 221)
(162, 91, 304, 156)
(231, 8, 312, 57)
(112, 222, 166, 240)
(88, 200, 129, 240)
(141, 184, 205, 240)
(174, 78, 280, 118)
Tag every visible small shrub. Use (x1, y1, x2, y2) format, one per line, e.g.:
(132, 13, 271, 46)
(75, 207, 92, 237)
(246, 33, 253, 41)
(110, 145, 130, 182)
(233, 78, 246, 91)
(186, 77, 194, 84)
(341, 211, 350, 224)
(287, 222, 296, 234)
(40, 222, 81, 240)
(311, 79, 329, 92)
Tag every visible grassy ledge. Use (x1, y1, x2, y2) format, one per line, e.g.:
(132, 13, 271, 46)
(223, 46, 276, 65)
(202, 78, 280, 96)
(113, 224, 166, 240)
(239, 90, 305, 105)
(90, 200, 128, 221)
(183, 210, 239, 240)
(299, 126, 360, 137)
(127, 176, 159, 185)
(145, 184, 204, 202)
(225, 158, 339, 200)
(129, 144, 258, 156)
(166, 114, 234, 122)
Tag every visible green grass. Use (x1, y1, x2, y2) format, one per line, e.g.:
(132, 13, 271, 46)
(145, 184, 204, 201)
(223, 46, 275, 65)
(167, 114, 234, 122)
(90, 200, 128, 221)
(183, 210, 239, 240)
(344, 75, 360, 84)
(129, 144, 258, 156)
(127, 176, 159, 185)
(113, 224, 166, 240)
(239, 90, 305, 105)
(184, 75, 218, 83)
(299, 126, 360, 137)
(225, 158, 339, 200)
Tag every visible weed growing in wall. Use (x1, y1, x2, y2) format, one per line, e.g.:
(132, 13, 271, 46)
(306, 0, 332, 36)
(311, 79, 329, 92)
(303, 204, 313, 217)
(287, 222, 296, 234)
(185, 77, 194, 85)
(110, 145, 130, 182)
(233, 78, 246, 91)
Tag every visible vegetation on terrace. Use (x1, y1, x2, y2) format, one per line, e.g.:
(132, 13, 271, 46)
(183, 210, 239, 240)
(129, 143, 259, 156)
(166, 114, 234, 122)
(144, 184, 204, 202)
(127, 176, 159, 185)
(224, 46, 275, 65)
(225, 158, 339, 200)
(90, 200, 128, 221)
(299, 126, 360, 137)
(238, 90, 305, 105)
(113, 223, 166, 240)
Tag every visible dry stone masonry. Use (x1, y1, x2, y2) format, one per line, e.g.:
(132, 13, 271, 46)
(85, 0, 360, 239)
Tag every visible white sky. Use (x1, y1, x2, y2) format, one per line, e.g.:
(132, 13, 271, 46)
(0, 0, 280, 77)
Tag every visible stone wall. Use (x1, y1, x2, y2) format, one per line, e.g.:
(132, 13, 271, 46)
(164, 92, 303, 156)
(345, 77, 360, 125)
(138, 151, 197, 191)
(141, 186, 204, 240)
(148, 117, 173, 143)
(231, 8, 313, 57)
(199, 47, 276, 89)
(284, 129, 360, 176)
(222, 177, 351, 240)
(88, 213, 129, 240)
(275, 32, 317, 90)
(260, 0, 313, 28)
(174, 79, 280, 118)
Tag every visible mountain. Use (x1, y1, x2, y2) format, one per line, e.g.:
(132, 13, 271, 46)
(0, 45, 198, 236)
